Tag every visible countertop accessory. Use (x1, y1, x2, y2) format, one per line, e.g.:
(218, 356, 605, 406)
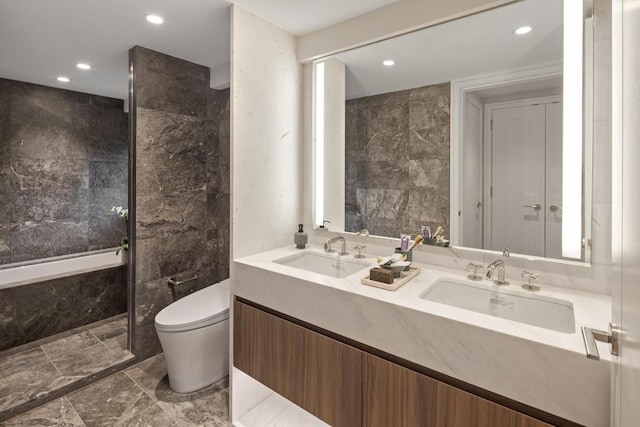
(394, 247, 412, 262)
(408, 235, 423, 251)
(294, 224, 307, 249)
(381, 260, 411, 278)
(421, 225, 431, 239)
(466, 263, 483, 281)
(422, 238, 438, 246)
(353, 245, 365, 259)
(369, 267, 394, 284)
(361, 266, 422, 291)
(400, 234, 410, 251)
(521, 270, 540, 291)
(318, 220, 330, 231)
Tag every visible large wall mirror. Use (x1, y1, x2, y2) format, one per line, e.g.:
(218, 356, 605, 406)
(312, 0, 594, 263)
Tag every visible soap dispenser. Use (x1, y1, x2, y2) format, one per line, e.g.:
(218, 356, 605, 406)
(294, 224, 308, 249)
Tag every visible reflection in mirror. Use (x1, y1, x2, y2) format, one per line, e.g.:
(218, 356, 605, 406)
(312, 0, 593, 262)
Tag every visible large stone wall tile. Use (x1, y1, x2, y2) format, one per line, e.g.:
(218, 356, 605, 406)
(88, 187, 127, 250)
(364, 101, 409, 162)
(89, 133, 129, 162)
(11, 94, 89, 133)
(10, 158, 89, 190)
(207, 192, 230, 232)
(12, 188, 88, 223)
(132, 322, 162, 360)
(9, 81, 91, 105)
(0, 266, 126, 351)
(409, 82, 450, 101)
(134, 46, 209, 83)
(345, 101, 367, 162)
(408, 124, 450, 159)
(87, 95, 124, 109)
(408, 158, 450, 190)
(9, 117, 91, 160)
(404, 188, 450, 227)
(135, 67, 207, 118)
(361, 161, 409, 190)
(134, 278, 174, 326)
(135, 231, 206, 283)
(137, 191, 206, 240)
(9, 221, 88, 262)
(206, 135, 220, 193)
(84, 105, 128, 139)
(0, 223, 9, 259)
(217, 228, 229, 281)
(89, 161, 128, 189)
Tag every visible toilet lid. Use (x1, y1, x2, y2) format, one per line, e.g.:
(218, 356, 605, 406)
(155, 284, 230, 332)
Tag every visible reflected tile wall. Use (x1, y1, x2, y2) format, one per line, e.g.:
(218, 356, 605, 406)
(130, 46, 229, 360)
(0, 78, 128, 264)
(345, 82, 450, 239)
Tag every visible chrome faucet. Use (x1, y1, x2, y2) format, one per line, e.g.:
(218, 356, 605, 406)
(324, 236, 348, 256)
(486, 260, 509, 285)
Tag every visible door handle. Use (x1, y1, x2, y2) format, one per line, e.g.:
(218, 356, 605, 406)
(549, 204, 562, 212)
(523, 204, 541, 210)
(581, 323, 620, 360)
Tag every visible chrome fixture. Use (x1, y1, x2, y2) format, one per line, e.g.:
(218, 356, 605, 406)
(318, 220, 331, 231)
(486, 260, 509, 285)
(167, 274, 199, 287)
(502, 247, 510, 257)
(521, 270, 540, 291)
(523, 203, 542, 211)
(324, 236, 348, 255)
(466, 263, 483, 281)
(353, 245, 365, 259)
(582, 323, 620, 360)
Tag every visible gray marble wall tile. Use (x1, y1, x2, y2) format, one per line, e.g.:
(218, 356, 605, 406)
(89, 161, 128, 189)
(345, 82, 451, 238)
(135, 232, 206, 284)
(9, 221, 88, 262)
(12, 189, 88, 222)
(0, 78, 128, 264)
(131, 49, 230, 361)
(0, 266, 127, 351)
(137, 191, 207, 240)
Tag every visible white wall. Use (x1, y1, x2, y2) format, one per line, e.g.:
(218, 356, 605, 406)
(298, 0, 515, 62)
(230, 5, 302, 421)
(231, 6, 302, 261)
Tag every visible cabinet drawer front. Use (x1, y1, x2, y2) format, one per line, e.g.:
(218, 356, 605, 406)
(363, 353, 552, 427)
(234, 300, 362, 427)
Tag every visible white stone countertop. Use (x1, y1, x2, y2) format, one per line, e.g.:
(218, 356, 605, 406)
(233, 244, 612, 427)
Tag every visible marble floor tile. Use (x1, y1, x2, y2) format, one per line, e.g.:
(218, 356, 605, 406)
(1, 397, 85, 426)
(50, 342, 131, 378)
(66, 372, 161, 427)
(89, 316, 128, 354)
(0, 342, 49, 378)
(125, 354, 230, 426)
(40, 331, 101, 360)
(0, 361, 69, 413)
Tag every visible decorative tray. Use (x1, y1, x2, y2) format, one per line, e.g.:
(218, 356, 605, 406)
(361, 267, 422, 291)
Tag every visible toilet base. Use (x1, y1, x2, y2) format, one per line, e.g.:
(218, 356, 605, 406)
(156, 318, 230, 394)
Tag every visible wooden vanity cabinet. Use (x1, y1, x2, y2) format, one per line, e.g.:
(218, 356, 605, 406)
(233, 300, 362, 427)
(234, 299, 556, 427)
(362, 353, 551, 427)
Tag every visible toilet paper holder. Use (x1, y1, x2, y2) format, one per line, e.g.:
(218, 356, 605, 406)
(167, 274, 199, 287)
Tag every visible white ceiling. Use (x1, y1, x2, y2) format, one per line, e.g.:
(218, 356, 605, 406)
(228, 0, 398, 36)
(333, 0, 564, 100)
(0, 0, 395, 100)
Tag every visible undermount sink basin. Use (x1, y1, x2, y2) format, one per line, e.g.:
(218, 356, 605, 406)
(274, 252, 371, 278)
(419, 280, 575, 333)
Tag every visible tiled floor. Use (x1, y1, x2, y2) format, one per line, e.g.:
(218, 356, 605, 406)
(0, 314, 134, 422)
(1, 354, 230, 426)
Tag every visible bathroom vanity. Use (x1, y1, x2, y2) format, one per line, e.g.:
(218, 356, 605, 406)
(232, 245, 611, 427)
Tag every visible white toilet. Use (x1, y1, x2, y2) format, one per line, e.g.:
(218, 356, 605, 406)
(155, 283, 230, 393)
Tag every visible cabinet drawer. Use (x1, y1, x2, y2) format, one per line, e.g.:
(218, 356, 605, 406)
(234, 300, 362, 427)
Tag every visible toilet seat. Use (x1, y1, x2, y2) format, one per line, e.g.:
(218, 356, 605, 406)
(155, 285, 229, 333)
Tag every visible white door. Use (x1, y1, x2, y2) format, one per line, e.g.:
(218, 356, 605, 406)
(544, 102, 563, 259)
(612, 0, 640, 424)
(462, 95, 484, 248)
(490, 104, 546, 256)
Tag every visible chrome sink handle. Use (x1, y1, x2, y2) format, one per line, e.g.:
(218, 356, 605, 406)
(466, 263, 483, 281)
(521, 270, 540, 291)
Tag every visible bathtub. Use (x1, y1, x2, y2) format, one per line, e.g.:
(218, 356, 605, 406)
(0, 248, 127, 290)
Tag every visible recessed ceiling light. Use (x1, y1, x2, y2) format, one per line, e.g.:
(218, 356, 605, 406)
(383, 60, 395, 66)
(514, 26, 532, 35)
(146, 14, 164, 24)
(76, 63, 91, 70)
(57, 76, 70, 83)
